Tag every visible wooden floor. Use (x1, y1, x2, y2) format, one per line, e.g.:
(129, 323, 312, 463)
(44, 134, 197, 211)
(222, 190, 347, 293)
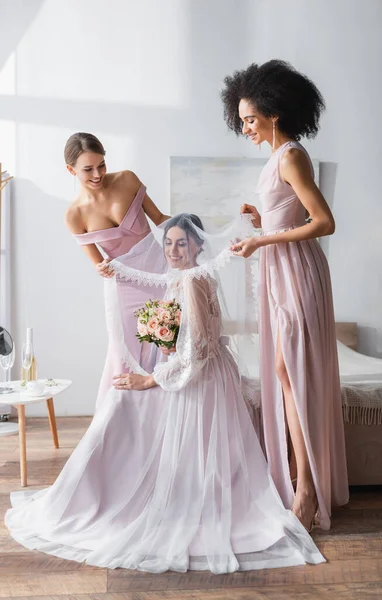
(1, 417, 382, 600)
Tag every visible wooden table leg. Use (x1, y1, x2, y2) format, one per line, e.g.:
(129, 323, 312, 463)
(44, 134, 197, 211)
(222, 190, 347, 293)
(46, 397, 59, 449)
(17, 404, 27, 487)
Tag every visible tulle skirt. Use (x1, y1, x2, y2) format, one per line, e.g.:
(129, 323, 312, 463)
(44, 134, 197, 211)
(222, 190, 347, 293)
(5, 346, 324, 573)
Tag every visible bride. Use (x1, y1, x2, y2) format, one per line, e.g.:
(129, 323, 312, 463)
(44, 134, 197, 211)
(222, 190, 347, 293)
(5, 214, 324, 574)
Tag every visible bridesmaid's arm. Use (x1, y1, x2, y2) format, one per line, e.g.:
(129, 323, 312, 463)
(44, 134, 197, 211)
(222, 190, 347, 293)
(80, 245, 114, 278)
(270, 148, 335, 240)
(121, 171, 170, 225)
(142, 192, 171, 226)
(232, 149, 335, 257)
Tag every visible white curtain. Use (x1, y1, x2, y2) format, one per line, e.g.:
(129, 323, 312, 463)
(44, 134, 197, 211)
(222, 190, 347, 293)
(0, 173, 12, 413)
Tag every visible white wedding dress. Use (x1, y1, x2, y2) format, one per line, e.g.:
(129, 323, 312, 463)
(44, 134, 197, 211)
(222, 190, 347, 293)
(5, 217, 325, 574)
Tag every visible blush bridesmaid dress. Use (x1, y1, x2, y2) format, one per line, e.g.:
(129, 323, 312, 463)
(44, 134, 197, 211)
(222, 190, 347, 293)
(73, 183, 167, 409)
(257, 141, 349, 530)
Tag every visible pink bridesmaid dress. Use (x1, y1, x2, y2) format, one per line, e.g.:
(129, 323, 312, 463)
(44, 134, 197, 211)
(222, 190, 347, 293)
(257, 141, 349, 530)
(73, 183, 167, 408)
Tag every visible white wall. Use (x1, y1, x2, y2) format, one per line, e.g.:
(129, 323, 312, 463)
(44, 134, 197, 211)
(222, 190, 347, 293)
(0, 0, 381, 415)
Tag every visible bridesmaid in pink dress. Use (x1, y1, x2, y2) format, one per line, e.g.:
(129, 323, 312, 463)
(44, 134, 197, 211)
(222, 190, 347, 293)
(222, 60, 349, 530)
(64, 132, 169, 407)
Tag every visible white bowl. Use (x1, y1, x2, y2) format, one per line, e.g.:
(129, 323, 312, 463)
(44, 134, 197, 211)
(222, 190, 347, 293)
(26, 380, 46, 395)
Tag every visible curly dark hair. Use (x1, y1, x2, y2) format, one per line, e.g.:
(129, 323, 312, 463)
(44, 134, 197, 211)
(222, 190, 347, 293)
(221, 60, 325, 140)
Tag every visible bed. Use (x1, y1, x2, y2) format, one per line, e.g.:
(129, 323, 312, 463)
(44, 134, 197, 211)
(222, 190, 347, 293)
(241, 323, 382, 486)
(336, 324, 382, 485)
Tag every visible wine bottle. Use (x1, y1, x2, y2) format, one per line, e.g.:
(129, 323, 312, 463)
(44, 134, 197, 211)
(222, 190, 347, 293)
(20, 328, 38, 381)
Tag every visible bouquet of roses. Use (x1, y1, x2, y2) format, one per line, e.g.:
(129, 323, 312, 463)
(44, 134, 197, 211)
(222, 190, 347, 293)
(134, 299, 181, 349)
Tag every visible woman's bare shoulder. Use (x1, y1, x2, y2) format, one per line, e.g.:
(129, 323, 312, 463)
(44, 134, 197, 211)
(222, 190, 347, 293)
(106, 170, 141, 188)
(281, 147, 311, 172)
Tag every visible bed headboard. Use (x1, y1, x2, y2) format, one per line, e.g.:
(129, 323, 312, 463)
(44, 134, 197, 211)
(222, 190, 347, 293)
(335, 322, 358, 350)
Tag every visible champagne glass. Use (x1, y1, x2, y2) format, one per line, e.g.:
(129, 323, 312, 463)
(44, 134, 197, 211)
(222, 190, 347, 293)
(22, 343, 33, 378)
(0, 343, 15, 394)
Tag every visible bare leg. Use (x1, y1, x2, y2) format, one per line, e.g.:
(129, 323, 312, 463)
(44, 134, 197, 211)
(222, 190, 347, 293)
(275, 331, 317, 530)
(289, 438, 298, 489)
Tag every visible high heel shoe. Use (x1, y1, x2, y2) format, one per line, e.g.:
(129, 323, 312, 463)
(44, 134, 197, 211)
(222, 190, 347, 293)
(307, 504, 319, 533)
(292, 498, 318, 533)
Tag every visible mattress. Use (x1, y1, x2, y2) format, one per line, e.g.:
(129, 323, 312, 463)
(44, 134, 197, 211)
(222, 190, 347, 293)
(239, 336, 382, 426)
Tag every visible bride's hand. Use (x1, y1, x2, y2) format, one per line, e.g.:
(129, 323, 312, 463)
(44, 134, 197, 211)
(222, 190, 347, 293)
(160, 345, 177, 356)
(230, 237, 264, 258)
(113, 373, 156, 391)
(241, 204, 262, 229)
(96, 258, 114, 278)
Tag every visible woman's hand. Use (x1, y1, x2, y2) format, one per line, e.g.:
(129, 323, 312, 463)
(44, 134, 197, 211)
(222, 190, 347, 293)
(113, 373, 156, 391)
(160, 345, 177, 356)
(230, 236, 264, 258)
(96, 258, 114, 278)
(241, 204, 262, 229)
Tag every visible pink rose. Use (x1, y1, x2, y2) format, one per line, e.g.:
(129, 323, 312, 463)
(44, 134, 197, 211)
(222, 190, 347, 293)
(156, 308, 166, 322)
(147, 317, 160, 334)
(160, 309, 172, 324)
(158, 327, 175, 342)
(175, 310, 181, 326)
(138, 321, 148, 336)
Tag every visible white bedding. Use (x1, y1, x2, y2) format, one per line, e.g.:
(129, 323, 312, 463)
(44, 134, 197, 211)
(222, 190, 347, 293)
(240, 336, 382, 425)
(337, 341, 382, 384)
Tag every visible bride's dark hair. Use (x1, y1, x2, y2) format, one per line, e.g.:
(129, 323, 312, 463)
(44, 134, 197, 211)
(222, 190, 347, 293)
(163, 214, 205, 249)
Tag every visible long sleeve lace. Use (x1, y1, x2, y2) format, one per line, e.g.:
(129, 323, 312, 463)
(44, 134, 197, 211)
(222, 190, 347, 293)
(153, 276, 220, 392)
